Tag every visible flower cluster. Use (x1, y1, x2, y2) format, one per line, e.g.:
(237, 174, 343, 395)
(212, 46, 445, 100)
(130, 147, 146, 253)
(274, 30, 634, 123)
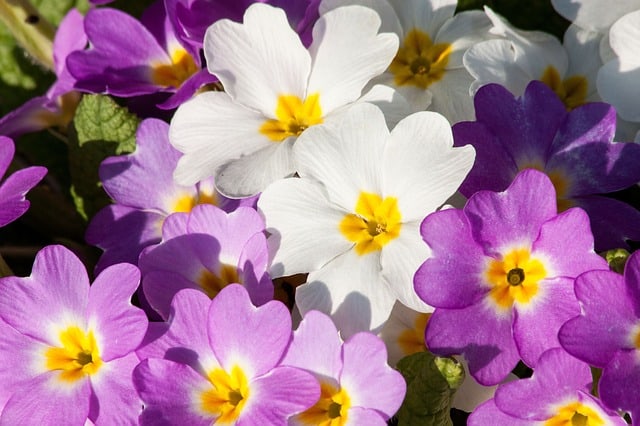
(1, 0, 639, 424)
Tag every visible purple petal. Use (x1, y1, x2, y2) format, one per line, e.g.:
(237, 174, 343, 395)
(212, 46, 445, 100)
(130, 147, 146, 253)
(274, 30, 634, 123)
(237, 232, 273, 306)
(464, 169, 557, 253)
(343, 407, 389, 425)
(0, 245, 89, 344)
(157, 68, 218, 110)
(494, 348, 592, 420)
(207, 285, 291, 377)
(624, 251, 640, 315)
(574, 195, 640, 251)
(512, 277, 580, 367)
(0, 135, 15, 178)
(599, 349, 640, 422)
(426, 304, 519, 386)
(468, 399, 531, 426)
(559, 269, 637, 367)
(87, 262, 147, 361)
(415, 208, 489, 309)
(0, 166, 47, 227)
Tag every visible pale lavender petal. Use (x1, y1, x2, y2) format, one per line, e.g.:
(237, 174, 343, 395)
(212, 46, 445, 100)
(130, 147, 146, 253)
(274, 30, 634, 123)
(344, 407, 388, 425)
(559, 269, 637, 367)
(464, 169, 557, 252)
(88, 352, 142, 425)
(531, 207, 607, 278)
(494, 348, 592, 420)
(0, 136, 14, 178)
(0, 245, 89, 344)
(599, 349, 640, 422)
(512, 277, 580, 367)
(134, 358, 212, 426)
(0, 96, 60, 138)
(207, 285, 291, 377)
(85, 205, 164, 273)
(468, 399, 531, 426)
(340, 333, 405, 417)
(1, 373, 90, 425)
(281, 310, 342, 381)
(415, 209, 489, 309)
(426, 304, 519, 386)
(624, 251, 640, 314)
(50, 9, 87, 98)
(240, 367, 319, 424)
(143, 270, 205, 320)
(88, 263, 147, 361)
(237, 232, 274, 306)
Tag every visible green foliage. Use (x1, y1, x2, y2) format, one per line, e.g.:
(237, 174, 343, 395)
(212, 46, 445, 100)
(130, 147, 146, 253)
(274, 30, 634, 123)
(394, 352, 465, 426)
(68, 94, 139, 220)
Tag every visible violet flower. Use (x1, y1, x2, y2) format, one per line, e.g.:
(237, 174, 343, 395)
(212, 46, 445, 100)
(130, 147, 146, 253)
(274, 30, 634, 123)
(0, 245, 148, 424)
(134, 285, 319, 424)
(453, 80, 640, 251)
(414, 169, 608, 385)
(559, 250, 640, 421)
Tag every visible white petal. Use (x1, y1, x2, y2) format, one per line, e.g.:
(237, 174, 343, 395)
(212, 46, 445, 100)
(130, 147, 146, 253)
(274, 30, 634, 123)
(615, 116, 640, 142)
(597, 60, 640, 122)
(296, 249, 396, 337)
(551, 0, 640, 32)
(383, 110, 475, 221)
(463, 39, 533, 95)
(355, 84, 414, 127)
(392, 84, 433, 113)
(307, 5, 399, 114)
(295, 102, 389, 210)
(215, 138, 296, 197)
(258, 178, 352, 277)
(380, 222, 433, 312)
(387, 0, 456, 35)
(435, 10, 496, 68)
(564, 24, 603, 100)
(319, 0, 404, 36)
(204, 3, 311, 117)
(169, 92, 267, 185)
(427, 68, 478, 123)
(608, 10, 640, 65)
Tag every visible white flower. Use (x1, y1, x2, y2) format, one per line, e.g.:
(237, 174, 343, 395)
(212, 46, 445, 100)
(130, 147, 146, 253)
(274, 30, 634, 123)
(320, 0, 497, 123)
(258, 103, 475, 337)
(464, 7, 603, 110)
(169, 3, 405, 197)
(551, 0, 640, 33)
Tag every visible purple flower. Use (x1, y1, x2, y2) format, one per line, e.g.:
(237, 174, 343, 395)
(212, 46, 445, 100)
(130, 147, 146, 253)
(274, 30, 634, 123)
(67, 1, 216, 109)
(165, 0, 320, 48)
(0, 136, 46, 227)
(139, 203, 273, 319)
(85, 118, 255, 273)
(0, 9, 84, 138)
(0, 245, 148, 424)
(469, 348, 627, 425)
(134, 285, 319, 424)
(453, 80, 640, 250)
(414, 169, 608, 385)
(282, 310, 406, 425)
(559, 250, 640, 422)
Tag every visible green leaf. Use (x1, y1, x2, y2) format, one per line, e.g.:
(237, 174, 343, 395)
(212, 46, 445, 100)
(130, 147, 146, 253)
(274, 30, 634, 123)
(395, 352, 465, 426)
(68, 94, 139, 220)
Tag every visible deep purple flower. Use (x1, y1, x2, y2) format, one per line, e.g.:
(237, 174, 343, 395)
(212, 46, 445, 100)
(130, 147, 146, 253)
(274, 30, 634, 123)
(85, 118, 256, 273)
(559, 250, 640, 422)
(67, 1, 216, 109)
(0, 136, 46, 227)
(139, 203, 273, 319)
(469, 348, 627, 425)
(0, 245, 148, 424)
(414, 169, 608, 385)
(453, 80, 640, 250)
(134, 285, 319, 424)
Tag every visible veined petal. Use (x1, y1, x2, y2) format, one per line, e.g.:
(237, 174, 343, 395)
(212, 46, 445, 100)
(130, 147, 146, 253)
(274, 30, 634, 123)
(204, 3, 311, 117)
(169, 91, 267, 186)
(551, 0, 640, 32)
(387, 0, 457, 36)
(258, 178, 352, 277)
(319, 0, 404, 36)
(597, 60, 640, 122)
(307, 5, 399, 115)
(435, 10, 495, 68)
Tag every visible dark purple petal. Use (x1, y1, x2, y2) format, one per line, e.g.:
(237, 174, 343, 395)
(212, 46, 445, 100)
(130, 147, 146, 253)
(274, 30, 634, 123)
(573, 195, 640, 251)
(599, 349, 640, 422)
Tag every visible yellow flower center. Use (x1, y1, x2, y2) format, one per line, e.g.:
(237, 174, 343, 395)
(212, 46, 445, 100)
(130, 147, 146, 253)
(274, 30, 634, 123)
(519, 164, 573, 212)
(398, 313, 431, 356)
(198, 263, 241, 299)
(628, 324, 640, 349)
(540, 66, 588, 111)
(339, 192, 402, 255)
(151, 47, 199, 88)
(295, 382, 351, 426)
(172, 190, 217, 214)
(259, 93, 323, 142)
(486, 248, 546, 310)
(44, 326, 103, 383)
(544, 401, 605, 426)
(200, 365, 250, 423)
(389, 28, 452, 89)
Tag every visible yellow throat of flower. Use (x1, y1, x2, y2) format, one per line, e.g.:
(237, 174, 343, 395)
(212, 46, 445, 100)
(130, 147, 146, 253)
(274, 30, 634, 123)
(296, 382, 351, 426)
(198, 263, 241, 299)
(339, 192, 402, 255)
(44, 326, 103, 383)
(540, 66, 588, 111)
(200, 365, 250, 423)
(389, 28, 452, 89)
(151, 47, 199, 89)
(544, 401, 605, 426)
(171, 190, 218, 214)
(260, 93, 323, 142)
